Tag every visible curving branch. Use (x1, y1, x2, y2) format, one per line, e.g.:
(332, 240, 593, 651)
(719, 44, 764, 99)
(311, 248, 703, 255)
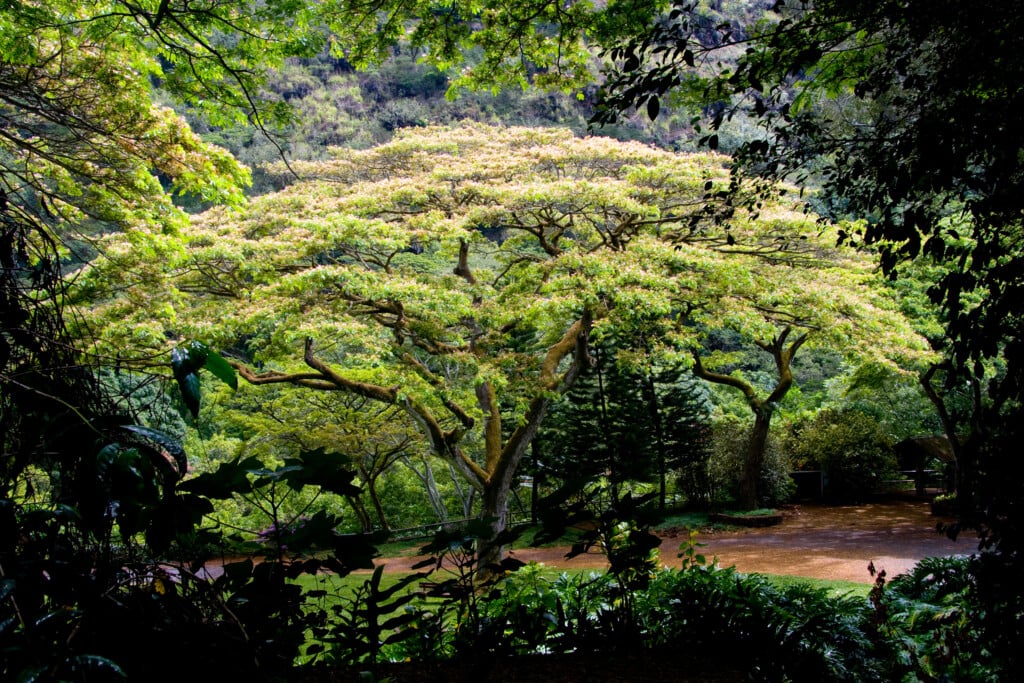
(691, 353, 760, 406)
(693, 325, 809, 410)
(539, 308, 594, 389)
(453, 238, 477, 285)
(301, 338, 400, 403)
(496, 308, 594, 485)
(230, 363, 342, 392)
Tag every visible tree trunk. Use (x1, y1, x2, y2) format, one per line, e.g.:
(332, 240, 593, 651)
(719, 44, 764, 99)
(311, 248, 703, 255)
(920, 362, 965, 494)
(692, 327, 807, 511)
(530, 438, 541, 524)
(475, 423, 540, 574)
(365, 478, 390, 534)
(478, 476, 514, 572)
(473, 391, 560, 575)
(345, 494, 374, 533)
(738, 407, 773, 510)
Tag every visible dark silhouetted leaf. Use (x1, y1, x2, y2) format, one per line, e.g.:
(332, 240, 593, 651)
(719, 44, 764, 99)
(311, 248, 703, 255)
(120, 424, 188, 481)
(647, 95, 660, 120)
(181, 457, 259, 498)
(281, 449, 361, 497)
(66, 655, 126, 678)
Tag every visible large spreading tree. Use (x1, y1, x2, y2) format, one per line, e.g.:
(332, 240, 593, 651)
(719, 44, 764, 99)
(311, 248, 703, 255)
(80, 123, 930, 563)
(0, 2, 676, 675)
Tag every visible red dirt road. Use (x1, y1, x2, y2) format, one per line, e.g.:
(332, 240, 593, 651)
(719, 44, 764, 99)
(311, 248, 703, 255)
(373, 499, 967, 583)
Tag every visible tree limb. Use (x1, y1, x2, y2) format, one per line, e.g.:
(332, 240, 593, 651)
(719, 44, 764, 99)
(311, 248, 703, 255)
(453, 238, 477, 285)
(691, 353, 760, 406)
(540, 309, 593, 389)
(476, 381, 503, 473)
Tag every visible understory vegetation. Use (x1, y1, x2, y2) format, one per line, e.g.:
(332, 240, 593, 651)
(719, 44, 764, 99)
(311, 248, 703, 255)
(0, 462, 996, 682)
(317, 552, 995, 683)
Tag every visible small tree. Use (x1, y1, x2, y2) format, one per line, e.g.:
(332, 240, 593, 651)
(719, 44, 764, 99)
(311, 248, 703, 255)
(787, 408, 898, 503)
(539, 339, 712, 508)
(694, 327, 806, 508)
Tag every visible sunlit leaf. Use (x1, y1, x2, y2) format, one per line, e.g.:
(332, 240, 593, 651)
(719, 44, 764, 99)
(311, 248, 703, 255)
(203, 348, 238, 390)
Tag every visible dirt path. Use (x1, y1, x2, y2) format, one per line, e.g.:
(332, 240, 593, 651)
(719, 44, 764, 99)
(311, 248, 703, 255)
(373, 499, 967, 583)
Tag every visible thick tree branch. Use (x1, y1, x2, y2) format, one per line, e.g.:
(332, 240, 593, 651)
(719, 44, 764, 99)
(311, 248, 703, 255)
(303, 339, 487, 486)
(230, 340, 486, 486)
(496, 310, 594, 485)
(476, 382, 503, 473)
(302, 339, 400, 403)
(453, 238, 478, 285)
(229, 362, 341, 392)
(763, 327, 809, 405)
(692, 353, 760, 406)
(693, 326, 808, 410)
(540, 309, 593, 389)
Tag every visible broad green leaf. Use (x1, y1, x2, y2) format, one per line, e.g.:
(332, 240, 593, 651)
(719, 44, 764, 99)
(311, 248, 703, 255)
(281, 449, 362, 497)
(203, 348, 238, 390)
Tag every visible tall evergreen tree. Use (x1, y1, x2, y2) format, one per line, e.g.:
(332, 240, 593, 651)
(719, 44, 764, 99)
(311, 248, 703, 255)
(539, 339, 712, 508)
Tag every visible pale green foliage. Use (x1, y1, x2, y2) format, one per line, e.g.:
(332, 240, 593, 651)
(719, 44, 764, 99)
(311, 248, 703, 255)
(0, 18, 251, 234)
(88, 125, 921, 361)
(79, 124, 932, 548)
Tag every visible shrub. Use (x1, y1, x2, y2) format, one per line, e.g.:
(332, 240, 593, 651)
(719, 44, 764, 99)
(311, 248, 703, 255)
(636, 562, 883, 682)
(787, 408, 898, 502)
(709, 415, 795, 507)
(880, 556, 1002, 681)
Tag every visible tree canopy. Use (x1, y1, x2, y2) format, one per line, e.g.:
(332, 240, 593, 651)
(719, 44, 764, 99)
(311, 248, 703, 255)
(80, 122, 931, 560)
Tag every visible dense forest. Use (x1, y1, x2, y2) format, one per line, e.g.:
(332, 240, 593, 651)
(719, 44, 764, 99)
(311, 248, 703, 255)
(2, 0, 1022, 680)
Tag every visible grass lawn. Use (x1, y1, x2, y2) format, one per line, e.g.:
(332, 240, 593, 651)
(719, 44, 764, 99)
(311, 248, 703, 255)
(762, 573, 870, 598)
(375, 509, 740, 558)
(292, 565, 870, 601)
